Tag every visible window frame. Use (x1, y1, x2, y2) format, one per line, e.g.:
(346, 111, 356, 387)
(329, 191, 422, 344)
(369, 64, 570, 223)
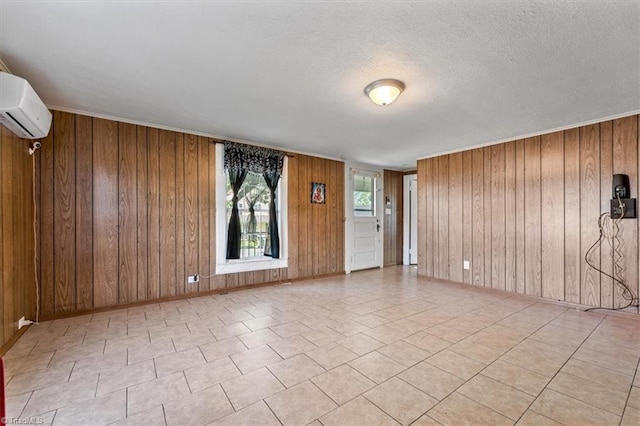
(215, 143, 288, 274)
(353, 173, 376, 216)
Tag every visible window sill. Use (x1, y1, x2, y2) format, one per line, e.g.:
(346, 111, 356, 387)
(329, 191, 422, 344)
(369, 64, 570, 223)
(216, 258, 288, 275)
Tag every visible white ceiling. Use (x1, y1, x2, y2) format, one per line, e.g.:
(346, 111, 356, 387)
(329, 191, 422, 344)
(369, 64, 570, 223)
(1, 1, 638, 170)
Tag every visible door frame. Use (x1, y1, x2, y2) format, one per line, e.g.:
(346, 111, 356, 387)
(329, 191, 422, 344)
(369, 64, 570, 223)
(403, 173, 418, 265)
(344, 163, 384, 274)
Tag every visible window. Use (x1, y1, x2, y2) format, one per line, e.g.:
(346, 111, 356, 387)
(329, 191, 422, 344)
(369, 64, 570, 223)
(354, 174, 375, 216)
(215, 143, 288, 274)
(225, 172, 273, 258)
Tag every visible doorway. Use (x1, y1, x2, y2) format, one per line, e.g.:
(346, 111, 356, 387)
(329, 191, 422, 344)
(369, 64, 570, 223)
(403, 174, 418, 265)
(347, 169, 382, 271)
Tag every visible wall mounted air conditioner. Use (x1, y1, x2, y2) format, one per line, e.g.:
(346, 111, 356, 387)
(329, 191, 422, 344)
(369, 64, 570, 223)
(0, 72, 52, 139)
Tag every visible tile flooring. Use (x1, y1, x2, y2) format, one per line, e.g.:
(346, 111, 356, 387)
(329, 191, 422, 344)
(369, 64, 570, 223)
(3, 266, 639, 425)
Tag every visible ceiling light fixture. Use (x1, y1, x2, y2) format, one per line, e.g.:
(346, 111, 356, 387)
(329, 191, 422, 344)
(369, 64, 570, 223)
(364, 78, 405, 106)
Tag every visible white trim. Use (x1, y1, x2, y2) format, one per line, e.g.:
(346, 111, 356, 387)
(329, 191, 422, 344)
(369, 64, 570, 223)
(47, 105, 345, 163)
(403, 174, 417, 265)
(416, 110, 640, 161)
(214, 144, 288, 275)
(216, 258, 288, 275)
(215, 144, 227, 271)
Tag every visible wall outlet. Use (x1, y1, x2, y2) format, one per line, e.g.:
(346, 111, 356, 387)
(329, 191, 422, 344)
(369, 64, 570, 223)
(18, 316, 31, 329)
(187, 274, 200, 284)
(611, 198, 636, 219)
(463, 260, 470, 270)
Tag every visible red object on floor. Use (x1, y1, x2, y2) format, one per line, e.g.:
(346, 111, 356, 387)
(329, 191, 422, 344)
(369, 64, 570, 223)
(0, 357, 5, 421)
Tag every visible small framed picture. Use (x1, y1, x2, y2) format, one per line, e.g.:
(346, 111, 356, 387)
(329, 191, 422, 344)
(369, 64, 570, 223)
(311, 182, 325, 204)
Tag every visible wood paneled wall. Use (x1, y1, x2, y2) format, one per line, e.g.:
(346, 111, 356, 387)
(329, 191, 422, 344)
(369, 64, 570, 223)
(383, 170, 403, 265)
(38, 112, 217, 315)
(417, 115, 639, 310)
(288, 154, 345, 279)
(38, 111, 345, 317)
(1, 125, 36, 350)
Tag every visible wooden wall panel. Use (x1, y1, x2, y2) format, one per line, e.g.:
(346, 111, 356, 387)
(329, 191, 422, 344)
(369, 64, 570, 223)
(471, 149, 484, 286)
(92, 118, 119, 308)
(53, 112, 76, 312)
(136, 127, 149, 301)
(490, 144, 505, 291)
(76, 116, 93, 310)
(514, 140, 526, 295)
(312, 159, 323, 276)
(208, 143, 217, 290)
(336, 162, 345, 272)
(147, 129, 160, 299)
(448, 153, 463, 283)
(438, 156, 449, 279)
(580, 125, 601, 307)
(287, 153, 300, 279)
(422, 159, 432, 277)
(564, 129, 580, 303)
(118, 123, 137, 304)
(540, 132, 565, 301)
(287, 154, 344, 279)
(504, 142, 516, 292)
(159, 130, 177, 297)
(175, 134, 186, 295)
(0, 124, 36, 350)
(524, 137, 542, 297)
(184, 135, 199, 293)
(197, 137, 211, 291)
(38, 111, 345, 315)
(483, 147, 492, 287)
(417, 114, 639, 312)
(612, 117, 638, 308)
(333, 161, 344, 273)
(383, 169, 403, 266)
(600, 122, 614, 308)
(462, 151, 473, 285)
(39, 127, 55, 317)
(297, 155, 310, 279)
(432, 159, 440, 278)
(417, 161, 427, 276)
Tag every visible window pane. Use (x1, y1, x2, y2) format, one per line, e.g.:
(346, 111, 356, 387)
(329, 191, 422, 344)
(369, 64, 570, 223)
(226, 171, 272, 258)
(354, 175, 374, 216)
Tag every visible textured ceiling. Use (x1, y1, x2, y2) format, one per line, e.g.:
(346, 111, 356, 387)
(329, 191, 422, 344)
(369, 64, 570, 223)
(1, 1, 638, 169)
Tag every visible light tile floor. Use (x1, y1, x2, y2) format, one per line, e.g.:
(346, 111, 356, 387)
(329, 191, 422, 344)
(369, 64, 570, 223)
(3, 266, 640, 425)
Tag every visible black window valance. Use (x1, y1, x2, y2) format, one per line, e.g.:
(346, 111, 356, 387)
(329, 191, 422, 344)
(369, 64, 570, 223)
(223, 141, 284, 175)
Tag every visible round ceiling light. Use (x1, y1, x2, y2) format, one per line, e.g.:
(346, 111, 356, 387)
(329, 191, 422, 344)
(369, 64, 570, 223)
(364, 78, 405, 106)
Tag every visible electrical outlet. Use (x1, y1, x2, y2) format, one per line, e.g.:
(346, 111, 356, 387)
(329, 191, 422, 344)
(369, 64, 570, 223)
(463, 260, 470, 270)
(187, 274, 200, 284)
(18, 316, 30, 329)
(611, 198, 636, 219)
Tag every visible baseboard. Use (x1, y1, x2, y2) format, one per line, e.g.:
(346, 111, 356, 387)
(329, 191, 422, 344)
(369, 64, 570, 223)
(38, 271, 347, 322)
(0, 325, 30, 357)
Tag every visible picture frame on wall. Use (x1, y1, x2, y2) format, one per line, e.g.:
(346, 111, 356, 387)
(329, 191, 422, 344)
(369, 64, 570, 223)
(311, 182, 325, 204)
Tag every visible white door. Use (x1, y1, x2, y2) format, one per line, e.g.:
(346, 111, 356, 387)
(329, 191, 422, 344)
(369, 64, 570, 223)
(351, 172, 381, 271)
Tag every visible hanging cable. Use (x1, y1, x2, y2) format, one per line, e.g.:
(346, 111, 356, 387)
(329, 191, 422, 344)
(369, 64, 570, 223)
(584, 195, 639, 312)
(32, 151, 40, 324)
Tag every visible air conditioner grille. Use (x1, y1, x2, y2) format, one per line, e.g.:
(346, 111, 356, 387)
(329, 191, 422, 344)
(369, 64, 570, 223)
(5, 111, 34, 137)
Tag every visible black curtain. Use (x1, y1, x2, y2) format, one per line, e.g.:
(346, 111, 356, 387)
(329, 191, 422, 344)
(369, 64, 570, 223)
(224, 141, 284, 260)
(226, 168, 248, 259)
(263, 170, 281, 258)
